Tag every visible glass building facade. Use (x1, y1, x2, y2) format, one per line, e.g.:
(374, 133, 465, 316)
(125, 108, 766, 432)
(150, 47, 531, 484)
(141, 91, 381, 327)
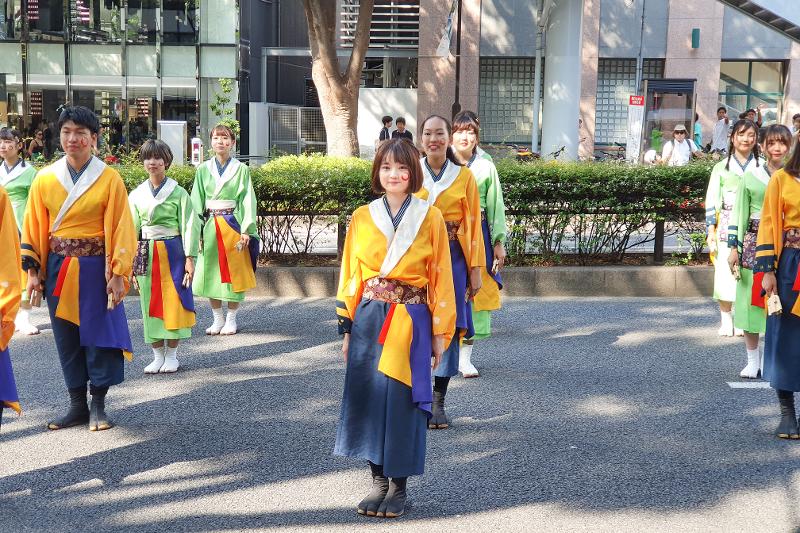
(0, 0, 238, 158)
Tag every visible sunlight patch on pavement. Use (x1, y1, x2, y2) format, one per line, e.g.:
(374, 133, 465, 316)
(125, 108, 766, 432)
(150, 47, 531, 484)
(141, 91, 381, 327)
(575, 395, 639, 418)
(613, 328, 728, 348)
(727, 381, 771, 389)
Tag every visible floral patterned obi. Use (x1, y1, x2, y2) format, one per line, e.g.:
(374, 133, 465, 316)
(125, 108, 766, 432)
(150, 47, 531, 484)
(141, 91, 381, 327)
(785, 228, 800, 250)
(48, 236, 104, 257)
(362, 277, 427, 305)
(445, 220, 461, 241)
(741, 219, 760, 270)
(206, 207, 235, 217)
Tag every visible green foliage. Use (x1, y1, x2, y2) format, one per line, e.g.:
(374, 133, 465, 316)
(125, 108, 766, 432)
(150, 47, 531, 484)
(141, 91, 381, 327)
(110, 156, 712, 259)
(209, 78, 240, 137)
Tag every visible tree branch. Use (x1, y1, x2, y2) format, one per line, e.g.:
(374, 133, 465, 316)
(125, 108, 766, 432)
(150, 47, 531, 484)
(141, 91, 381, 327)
(305, 0, 343, 85)
(345, 0, 375, 90)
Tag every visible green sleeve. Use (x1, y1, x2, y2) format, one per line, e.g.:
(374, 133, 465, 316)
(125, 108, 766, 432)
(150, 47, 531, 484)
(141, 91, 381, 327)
(705, 164, 722, 228)
(129, 194, 142, 236)
(485, 162, 506, 245)
(237, 165, 258, 236)
(179, 187, 201, 258)
(190, 168, 206, 217)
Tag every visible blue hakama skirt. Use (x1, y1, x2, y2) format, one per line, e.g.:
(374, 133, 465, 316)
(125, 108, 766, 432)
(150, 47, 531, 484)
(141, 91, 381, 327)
(434, 240, 473, 378)
(764, 248, 800, 392)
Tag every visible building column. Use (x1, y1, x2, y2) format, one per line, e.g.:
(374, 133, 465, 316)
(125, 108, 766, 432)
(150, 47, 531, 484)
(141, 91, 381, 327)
(664, 0, 724, 144)
(541, 0, 584, 160)
(579, 0, 600, 160)
(782, 41, 800, 125)
(417, 0, 481, 130)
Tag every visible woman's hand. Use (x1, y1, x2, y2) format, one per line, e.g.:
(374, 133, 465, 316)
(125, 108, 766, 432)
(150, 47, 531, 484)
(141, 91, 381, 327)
(706, 227, 717, 253)
(238, 234, 250, 251)
(727, 248, 739, 270)
(431, 334, 445, 370)
(342, 333, 350, 363)
(26, 269, 42, 296)
(183, 257, 195, 287)
(493, 242, 506, 273)
(106, 274, 125, 307)
(468, 267, 482, 300)
(131, 275, 139, 292)
(763, 271, 777, 297)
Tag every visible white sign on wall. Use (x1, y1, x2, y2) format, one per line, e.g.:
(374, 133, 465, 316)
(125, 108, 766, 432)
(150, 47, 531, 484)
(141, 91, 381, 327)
(626, 95, 645, 163)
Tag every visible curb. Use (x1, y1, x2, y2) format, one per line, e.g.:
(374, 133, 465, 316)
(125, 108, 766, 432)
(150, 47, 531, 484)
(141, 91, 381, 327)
(249, 266, 713, 298)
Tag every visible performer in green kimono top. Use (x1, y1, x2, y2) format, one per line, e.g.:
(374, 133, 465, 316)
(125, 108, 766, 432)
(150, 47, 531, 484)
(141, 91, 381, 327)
(190, 124, 258, 335)
(130, 140, 200, 374)
(450, 111, 506, 378)
(727, 125, 792, 379)
(0, 128, 38, 335)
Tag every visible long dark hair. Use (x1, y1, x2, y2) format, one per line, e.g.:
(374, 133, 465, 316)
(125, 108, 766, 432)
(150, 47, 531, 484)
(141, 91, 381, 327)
(783, 135, 800, 178)
(0, 127, 25, 165)
(725, 119, 760, 171)
(420, 114, 461, 166)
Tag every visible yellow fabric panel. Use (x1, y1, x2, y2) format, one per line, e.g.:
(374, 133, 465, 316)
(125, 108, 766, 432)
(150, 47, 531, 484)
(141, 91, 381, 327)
(216, 216, 256, 293)
(2, 400, 20, 414)
(21, 164, 135, 287)
(336, 204, 457, 346)
(0, 187, 21, 351)
(377, 304, 413, 387)
(55, 259, 81, 326)
(473, 269, 501, 312)
(155, 241, 196, 330)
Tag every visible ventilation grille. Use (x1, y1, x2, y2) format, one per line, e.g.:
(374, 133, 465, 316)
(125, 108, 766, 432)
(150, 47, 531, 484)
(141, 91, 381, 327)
(339, 0, 419, 50)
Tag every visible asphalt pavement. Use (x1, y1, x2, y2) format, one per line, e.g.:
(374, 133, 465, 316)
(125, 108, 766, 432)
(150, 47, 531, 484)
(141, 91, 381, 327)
(1, 296, 799, 532)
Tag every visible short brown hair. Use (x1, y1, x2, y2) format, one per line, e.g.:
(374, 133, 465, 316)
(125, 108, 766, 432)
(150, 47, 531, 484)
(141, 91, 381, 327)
(139, 139, 174, 169)
(371, 138, 423, 194)
(210, 123, 236, 143)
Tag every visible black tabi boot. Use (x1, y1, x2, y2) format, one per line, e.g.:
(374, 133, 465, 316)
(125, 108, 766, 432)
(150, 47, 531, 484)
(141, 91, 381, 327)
(357, 462, 389, 516)
(428, 390, 449, 429)
(47, 385, 90, 430)
(377, 477, 407, 518)
(776, 390, 799, 439)
(89, 385, 113, 432)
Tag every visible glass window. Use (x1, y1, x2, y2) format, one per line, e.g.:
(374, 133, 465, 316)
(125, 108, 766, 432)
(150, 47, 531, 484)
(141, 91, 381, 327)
(127, 0, 157, 44)
(163, 0, 198, 44)
(0, 1, 21, 40)
(162, 85, 198, 142)
(750, 61, 782, 94)
(127, 86, 155, 149)
(718, 61, 784, 126)
(70, 0, 121, 43)
(73, 88, 124, 150)
(719, 61, 749, 94)
(200, 0, 235, 44)
(28, 0, 65, 41)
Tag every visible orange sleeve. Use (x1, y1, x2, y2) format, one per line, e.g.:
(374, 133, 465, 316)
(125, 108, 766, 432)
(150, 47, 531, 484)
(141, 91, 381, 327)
(755, 172, 781, 273)
(428, 207, 456, 345)
(465, 171, 486, 269)
(20, 174, 49, 276)
(104, 173, 137, 281)
(0, 189, 21, 350)
(336, 211, 363, 334)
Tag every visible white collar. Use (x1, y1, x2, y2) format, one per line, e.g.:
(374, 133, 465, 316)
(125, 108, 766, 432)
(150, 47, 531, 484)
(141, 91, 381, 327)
(368, 196, 430, 277)
(132, 177, 178, 220)
(0, 159, 27, 186)
(421, 157, 461, 205)
(207, 157, 242, 198)
(51, 156, 107, 233)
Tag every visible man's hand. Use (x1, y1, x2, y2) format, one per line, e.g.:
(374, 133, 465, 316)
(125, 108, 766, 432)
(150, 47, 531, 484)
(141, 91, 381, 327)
(26, 269, 42, 295)
(342, 333, 350, 363)
(431, 334, 445, 370)
(468, 267, 482, 300)
(106, 274, 125, 307)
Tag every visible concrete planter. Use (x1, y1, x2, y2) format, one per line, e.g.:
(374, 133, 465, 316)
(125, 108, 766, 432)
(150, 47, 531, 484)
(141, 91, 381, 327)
(250, 265, 713, 298)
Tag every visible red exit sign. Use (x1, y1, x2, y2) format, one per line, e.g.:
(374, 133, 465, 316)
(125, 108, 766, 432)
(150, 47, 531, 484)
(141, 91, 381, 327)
(629, 95, 645, 106)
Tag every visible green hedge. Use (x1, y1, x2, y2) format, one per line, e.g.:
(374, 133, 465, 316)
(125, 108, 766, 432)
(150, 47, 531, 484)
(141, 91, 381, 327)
(108, 155, 712, 260)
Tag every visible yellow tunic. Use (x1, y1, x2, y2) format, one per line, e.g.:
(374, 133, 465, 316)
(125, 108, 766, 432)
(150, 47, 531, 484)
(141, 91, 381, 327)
(0, 186, 20, 352)
(21, 158, 136, 284)
(336, 201, 457, 384)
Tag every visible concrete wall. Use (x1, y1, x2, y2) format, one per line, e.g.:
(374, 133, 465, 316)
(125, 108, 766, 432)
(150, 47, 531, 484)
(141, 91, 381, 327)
(664, 0, 725, 144)
(357, 88, 418, 159)
(580, 0, 601, 158)
(598, 0, 668, 59)
(479, 0, 538, 57)
(721, 6, 791, 59)
(782, 41, 800, 125)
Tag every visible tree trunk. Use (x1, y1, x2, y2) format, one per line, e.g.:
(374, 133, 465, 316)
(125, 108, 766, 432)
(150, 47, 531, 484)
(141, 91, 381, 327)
(303, 0, 374, 158)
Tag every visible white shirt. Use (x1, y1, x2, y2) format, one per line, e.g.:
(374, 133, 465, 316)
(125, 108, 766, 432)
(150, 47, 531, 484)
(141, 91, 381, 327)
(711, 119, 730, 151)
(662, 138, 698, 166)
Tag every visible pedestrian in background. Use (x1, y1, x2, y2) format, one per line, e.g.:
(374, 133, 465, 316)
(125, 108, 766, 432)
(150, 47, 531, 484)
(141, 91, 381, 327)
(0, 184, 21, 431)
(661, 124, 702, 166)
(694, 113, 702, 148)
(417, 114, 485, 429)
(377, 115, 392, 147)
(391, 117, 413, 142)
(129, 140, 200, 374)
(712, 107, 731, 154)
(334, 138, 455, 518)
(756, 132, 800, 439)
(728, 125, 791, 379)
(190, 124, 259, 336)
(450, 111, 505, 378)
(0, 128, 38, 335)
(706, 119, 761, 337)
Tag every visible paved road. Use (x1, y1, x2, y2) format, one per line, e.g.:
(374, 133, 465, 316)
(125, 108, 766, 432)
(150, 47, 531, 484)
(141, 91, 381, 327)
(1, 297, 798, 532)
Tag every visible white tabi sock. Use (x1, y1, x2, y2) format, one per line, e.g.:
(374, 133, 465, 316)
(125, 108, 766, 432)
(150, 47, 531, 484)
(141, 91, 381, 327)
(740, 347, 761, 379)
(718, 310, 734, 337)
(145, 346, 166, 374)
(221, 307, 239, 335)
(161, 346, 180, 373)
(206, 307, 225, 335)
(14, 308, 39, 335)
